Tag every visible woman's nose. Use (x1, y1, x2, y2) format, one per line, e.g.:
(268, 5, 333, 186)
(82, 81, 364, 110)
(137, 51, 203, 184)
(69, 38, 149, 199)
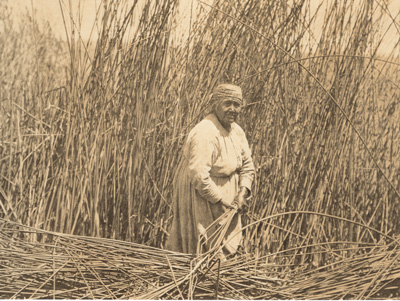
(231, 105, 240, 112)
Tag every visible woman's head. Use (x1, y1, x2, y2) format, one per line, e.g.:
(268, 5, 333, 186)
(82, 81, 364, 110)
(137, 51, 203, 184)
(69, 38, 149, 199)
(211, 84, 243, 130)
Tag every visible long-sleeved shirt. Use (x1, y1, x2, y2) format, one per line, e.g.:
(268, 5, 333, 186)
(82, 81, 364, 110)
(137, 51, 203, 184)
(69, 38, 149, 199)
(166, 113, 255, 255)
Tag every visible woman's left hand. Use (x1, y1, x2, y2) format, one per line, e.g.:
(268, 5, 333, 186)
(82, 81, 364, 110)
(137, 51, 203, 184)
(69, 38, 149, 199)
(233, 187, 249, 212)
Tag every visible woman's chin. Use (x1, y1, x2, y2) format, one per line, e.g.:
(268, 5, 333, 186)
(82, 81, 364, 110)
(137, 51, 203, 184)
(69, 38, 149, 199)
(221, 120, 235, 130)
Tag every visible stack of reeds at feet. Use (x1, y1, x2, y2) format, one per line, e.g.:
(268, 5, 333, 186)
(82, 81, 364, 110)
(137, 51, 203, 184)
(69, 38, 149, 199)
(1, 217, 400, 299)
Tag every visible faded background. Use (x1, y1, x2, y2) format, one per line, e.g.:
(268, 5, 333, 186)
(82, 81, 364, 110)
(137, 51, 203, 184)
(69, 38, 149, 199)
(2, 0, 400, 298)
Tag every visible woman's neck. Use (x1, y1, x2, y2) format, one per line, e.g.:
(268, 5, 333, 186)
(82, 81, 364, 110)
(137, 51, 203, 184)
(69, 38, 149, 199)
(212, 112, 233, 132)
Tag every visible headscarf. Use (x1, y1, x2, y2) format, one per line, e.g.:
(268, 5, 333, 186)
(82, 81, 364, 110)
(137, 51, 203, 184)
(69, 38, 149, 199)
(211, 84, 243, 106)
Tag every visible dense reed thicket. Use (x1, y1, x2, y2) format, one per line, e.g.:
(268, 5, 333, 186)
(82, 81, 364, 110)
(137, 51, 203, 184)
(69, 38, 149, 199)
(1, 0, 400, 270)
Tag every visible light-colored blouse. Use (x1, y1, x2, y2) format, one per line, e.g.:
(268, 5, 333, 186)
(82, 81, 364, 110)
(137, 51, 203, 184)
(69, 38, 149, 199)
(166, 113, 255, 255)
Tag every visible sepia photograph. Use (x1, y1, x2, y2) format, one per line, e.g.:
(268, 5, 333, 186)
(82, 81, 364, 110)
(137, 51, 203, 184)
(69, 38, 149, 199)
(1, 0, 400, 299)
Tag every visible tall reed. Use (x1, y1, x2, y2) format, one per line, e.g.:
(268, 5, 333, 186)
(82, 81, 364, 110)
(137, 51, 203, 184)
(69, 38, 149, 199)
(1, 0, 399, 267)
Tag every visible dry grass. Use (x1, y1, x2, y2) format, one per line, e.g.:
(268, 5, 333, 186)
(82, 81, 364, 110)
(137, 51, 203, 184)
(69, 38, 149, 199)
(1, 217, 400, 299)
(1, 0, 400, 298)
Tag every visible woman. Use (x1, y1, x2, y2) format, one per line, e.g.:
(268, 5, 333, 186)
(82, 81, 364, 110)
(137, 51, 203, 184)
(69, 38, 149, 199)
(166, 84, 255, 257)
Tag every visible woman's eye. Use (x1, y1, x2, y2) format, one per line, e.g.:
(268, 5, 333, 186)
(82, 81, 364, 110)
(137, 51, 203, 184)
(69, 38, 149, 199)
(223, 101, 240, 108)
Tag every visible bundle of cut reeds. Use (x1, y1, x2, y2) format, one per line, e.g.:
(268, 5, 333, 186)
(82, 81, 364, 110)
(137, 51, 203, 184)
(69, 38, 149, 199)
(1, 216, 400, 299)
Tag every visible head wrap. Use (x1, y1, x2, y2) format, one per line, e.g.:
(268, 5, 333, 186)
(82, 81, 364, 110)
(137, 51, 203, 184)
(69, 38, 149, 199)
(211, 84, 243, 105)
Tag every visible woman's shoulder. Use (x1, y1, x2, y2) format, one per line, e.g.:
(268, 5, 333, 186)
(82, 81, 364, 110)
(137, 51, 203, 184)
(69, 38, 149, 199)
(188, 115, 219, 140)
(191, 115, 219, 134)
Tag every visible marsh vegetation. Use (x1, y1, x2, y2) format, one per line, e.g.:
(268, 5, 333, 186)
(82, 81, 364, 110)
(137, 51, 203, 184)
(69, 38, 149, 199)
(1, 0, 400, 298)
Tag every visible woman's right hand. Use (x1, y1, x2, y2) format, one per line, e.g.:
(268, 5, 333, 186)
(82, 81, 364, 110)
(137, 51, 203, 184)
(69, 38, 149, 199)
(220, 199, 237, 210)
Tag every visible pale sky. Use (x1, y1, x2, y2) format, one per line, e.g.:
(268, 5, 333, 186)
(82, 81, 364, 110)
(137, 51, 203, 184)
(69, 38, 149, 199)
(7, 0, 212, 41)
(6, 0, 400, 56)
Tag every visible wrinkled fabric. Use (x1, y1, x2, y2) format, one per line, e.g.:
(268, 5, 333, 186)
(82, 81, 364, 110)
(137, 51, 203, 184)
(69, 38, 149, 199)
(166, 113, 254, 255)
(211, 83, 243, 105)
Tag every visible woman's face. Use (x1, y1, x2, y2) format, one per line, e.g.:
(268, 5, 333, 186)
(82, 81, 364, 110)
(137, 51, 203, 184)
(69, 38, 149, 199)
(214, 98, 242, 130)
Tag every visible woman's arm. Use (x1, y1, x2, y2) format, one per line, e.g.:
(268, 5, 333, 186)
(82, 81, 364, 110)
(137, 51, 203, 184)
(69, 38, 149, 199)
(233, 130, 255, 210)
(239, 133, 255, 194)
(187, 130, 222, 204)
